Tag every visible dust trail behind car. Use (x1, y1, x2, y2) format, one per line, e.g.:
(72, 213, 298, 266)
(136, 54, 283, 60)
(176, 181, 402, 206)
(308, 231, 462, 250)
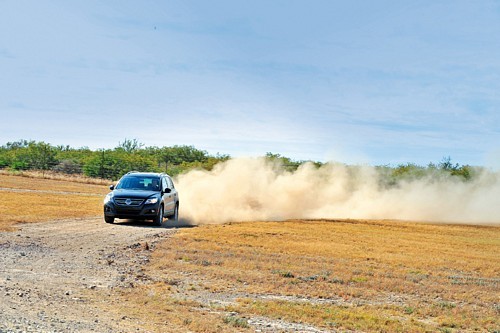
(175, 157, 500, 225)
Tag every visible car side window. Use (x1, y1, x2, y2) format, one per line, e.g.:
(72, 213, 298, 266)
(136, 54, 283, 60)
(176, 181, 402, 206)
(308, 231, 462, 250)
(167, 176, 175, 189)
(161, 177, 169, 191)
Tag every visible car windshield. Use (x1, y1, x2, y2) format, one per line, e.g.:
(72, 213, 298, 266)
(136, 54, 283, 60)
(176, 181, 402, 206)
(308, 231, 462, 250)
(116, 176, 160, 191)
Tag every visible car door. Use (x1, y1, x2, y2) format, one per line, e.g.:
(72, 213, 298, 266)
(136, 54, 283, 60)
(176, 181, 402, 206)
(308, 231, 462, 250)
(167, 176, 178, 208)
(161, 176, 175, 214)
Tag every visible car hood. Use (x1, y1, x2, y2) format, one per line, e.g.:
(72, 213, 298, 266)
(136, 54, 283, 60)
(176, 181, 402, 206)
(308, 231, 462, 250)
(111, 189, 159, 199)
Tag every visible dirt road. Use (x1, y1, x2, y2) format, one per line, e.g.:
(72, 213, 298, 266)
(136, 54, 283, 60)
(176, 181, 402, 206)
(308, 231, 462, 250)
(0, 217, 177, 332)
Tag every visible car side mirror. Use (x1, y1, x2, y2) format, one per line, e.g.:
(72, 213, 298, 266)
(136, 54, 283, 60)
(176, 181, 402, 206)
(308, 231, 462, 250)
(109, 185, 115, 190)
(164, 188, 171, 194)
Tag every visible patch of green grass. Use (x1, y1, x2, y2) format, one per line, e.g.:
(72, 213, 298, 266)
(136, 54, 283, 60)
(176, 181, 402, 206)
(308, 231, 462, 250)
(350, 276, 368, 283)
(272, 270, 295, 278)
(404, 306, 415, 315)
(437, 301, 456, 310)
(223, 315, 249, 328)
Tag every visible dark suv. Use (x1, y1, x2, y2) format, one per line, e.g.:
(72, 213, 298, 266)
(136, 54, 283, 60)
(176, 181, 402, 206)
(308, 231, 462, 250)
(103, 172, 179, 226)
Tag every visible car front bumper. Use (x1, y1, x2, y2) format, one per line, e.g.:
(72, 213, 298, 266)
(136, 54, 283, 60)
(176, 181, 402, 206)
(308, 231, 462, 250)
(104, 201, 160, 220)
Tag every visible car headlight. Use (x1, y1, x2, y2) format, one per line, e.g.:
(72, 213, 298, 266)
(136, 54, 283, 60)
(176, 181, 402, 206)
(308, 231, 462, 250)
(145, 197, 158, 205)
(104, 193, 114, 204)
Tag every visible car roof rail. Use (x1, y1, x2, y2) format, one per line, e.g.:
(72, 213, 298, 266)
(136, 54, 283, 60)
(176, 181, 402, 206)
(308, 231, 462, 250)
(126, 171, 140, 175)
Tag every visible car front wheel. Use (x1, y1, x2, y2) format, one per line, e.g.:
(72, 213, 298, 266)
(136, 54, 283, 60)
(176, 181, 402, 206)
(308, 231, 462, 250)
(153, 205, 163, 226)
(104, 216, 114, 224)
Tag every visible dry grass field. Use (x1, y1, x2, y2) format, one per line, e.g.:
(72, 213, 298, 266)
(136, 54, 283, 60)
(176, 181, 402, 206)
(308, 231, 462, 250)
(1, 173, 498, 331)
(114, 220, 498, 332)
(0, 171, 110, 192)
(0, 173, 108, 231)
(0, 169, 110, 186)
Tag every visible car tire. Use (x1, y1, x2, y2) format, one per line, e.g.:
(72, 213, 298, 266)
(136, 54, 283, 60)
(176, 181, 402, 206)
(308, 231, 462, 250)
(104, 216, 114, 224)
(153, 205, 163, 226)
(170, 203, 179, 222)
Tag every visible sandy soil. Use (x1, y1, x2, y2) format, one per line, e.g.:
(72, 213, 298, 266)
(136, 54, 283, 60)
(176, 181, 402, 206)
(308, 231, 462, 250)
(0, 217, 177, 332)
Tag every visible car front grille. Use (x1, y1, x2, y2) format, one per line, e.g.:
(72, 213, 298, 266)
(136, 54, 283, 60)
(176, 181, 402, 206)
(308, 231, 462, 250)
(115, 198, 144, 207)
(115, 209, 141, 215)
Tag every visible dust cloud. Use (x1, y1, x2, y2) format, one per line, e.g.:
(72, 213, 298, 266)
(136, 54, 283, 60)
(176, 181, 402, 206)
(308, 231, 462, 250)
(175, 157, 500, 225)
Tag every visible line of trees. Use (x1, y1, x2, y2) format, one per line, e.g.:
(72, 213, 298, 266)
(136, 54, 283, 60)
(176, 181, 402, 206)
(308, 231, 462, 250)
(0, 139, 476, 182)
(0, 139, 229, 180)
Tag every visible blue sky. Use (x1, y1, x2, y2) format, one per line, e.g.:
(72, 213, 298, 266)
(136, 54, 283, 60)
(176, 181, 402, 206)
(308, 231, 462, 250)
(1, 0, 499, 166)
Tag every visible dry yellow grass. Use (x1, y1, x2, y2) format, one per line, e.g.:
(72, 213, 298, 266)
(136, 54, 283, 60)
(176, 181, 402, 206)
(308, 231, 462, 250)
(92, 284, 252, 333)
(0, 173, 110, 194)
(139, 220, 499, 332)
(0, 169, 111, 185)
(0, 174, 108, 230)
